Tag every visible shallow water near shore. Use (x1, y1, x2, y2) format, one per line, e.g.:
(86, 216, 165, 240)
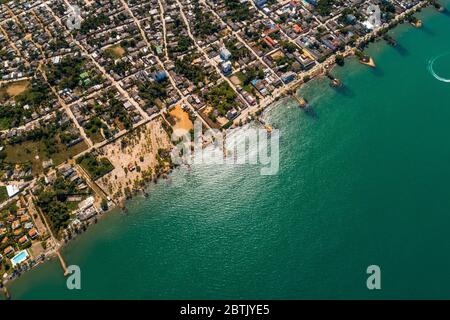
(7, 4, 450, 299)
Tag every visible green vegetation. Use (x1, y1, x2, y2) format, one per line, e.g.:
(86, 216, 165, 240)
(2, 112, 88, 173)
(175, 55, 206, 85)
(335, 54, 345, 66)
(84, 117, 106, 143)
(112, 60, 132, 77)
(280, 41, 299, 54)
(316, 0, 335, 16)
(15, 80, 50, 108)
(0, 80, 51, 129)
(80, 13, 109, 34)
(225, 0, 252, 22)
(139, 80, 168, 108)
(101, 199, 108, 211)
(225, 39, 251, 61)
(238, 66, 264, 88)
(0, 186, 7, 203)
(46, 56, 101, 90)
(192, 0, 220, 37)
(36, 176, 83, 236)
(46, 56, 84, 90)
(204, 82, 238, 116)
(274, 54, 296, 73)
(89, 91, 133, 131)
(77, 153, 114, 180)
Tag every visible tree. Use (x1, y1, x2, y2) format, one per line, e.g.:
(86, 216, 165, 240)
(335, 54, 345, 66)
(101, 199, 108, 211)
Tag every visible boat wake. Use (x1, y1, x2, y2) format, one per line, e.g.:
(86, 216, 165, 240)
(428, 53, 450, 83)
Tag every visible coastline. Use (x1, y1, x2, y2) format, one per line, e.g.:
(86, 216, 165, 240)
(232, 0, 432, 128)
(1, 1, 445, 300)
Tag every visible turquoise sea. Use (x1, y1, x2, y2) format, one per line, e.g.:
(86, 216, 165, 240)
(7, 4, 450, 299)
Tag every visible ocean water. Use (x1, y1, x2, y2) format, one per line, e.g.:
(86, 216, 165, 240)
(7, 4, 450, 299)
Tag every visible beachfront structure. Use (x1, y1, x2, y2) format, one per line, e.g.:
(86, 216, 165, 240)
(281, 72, 296, 84)
(10, 250, 29, 267)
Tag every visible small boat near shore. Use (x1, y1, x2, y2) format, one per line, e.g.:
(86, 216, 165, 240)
(411, 19, 423, 28)
(330, 78, 342, 88)
(326, 72, 342, 88)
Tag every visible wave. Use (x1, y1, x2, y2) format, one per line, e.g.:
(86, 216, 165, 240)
(428, 53, 450, 83)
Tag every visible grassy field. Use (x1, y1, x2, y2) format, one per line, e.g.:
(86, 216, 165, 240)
(4, 140, 88, 174)
(78, 153, 114, 180)
(87, 130, 105, 144)
(106, 45, 126, 59)
(0, 80, 30, 101)
(0, 186, 8, 203)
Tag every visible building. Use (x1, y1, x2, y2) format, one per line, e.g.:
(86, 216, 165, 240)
(220, 47, 232, 61)
(221, 61, 232, 75)
(253, 0, 267, 8)
(28, 228, 39, 239)
(227, 109, 239, 120)
(281, 72, 296, 84)
(154, 71, 168, 82)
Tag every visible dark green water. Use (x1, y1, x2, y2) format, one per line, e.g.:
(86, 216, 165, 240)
(8, 5, 450, 299)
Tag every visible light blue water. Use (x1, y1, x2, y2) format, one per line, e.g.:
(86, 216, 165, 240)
(11, 250, 29, 267)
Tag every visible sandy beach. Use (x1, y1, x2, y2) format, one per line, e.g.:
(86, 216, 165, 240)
(96, 119, 172, 203)
(169, 104, 193, 137)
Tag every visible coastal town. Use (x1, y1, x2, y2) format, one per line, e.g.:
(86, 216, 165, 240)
(0, 0, 444, 296)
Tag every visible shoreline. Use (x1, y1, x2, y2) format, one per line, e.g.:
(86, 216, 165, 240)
(232, 0, 431, 128)
(1, 0, 440, 300)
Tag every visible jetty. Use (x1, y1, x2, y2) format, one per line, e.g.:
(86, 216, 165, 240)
(383, 34, 397, 46)
(56, 251, 69, 276)
(294, 95, 309, 109)
(359, 55, 376, 68)
(326, 72, 342, 88)
(1, 286, 11, 300)
(257, 118, 273, 133)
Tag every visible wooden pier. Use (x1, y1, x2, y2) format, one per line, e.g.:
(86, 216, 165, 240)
(56, 251, 69, 276)
(293, 95, 308, 108)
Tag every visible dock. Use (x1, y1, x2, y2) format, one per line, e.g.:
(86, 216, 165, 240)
(293, 95, 309, 108)
(1, 286, 11, 300)
(257, 118, 273, 133)
(359, 56, 376, 68)
(56, 251, 69, 276)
